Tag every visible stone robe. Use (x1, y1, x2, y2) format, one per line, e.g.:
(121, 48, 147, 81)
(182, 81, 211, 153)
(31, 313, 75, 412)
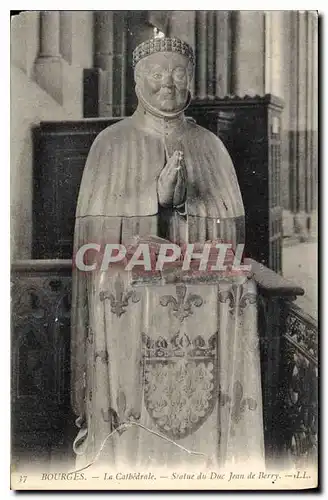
(71, 102, 264, 471)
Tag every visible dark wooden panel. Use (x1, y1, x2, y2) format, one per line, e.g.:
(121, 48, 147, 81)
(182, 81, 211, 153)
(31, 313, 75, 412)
(11, 269, 74, 457)
(188, 94, 284, 273)
(83, 68, 100, 118)
(32, 118, 122, 259)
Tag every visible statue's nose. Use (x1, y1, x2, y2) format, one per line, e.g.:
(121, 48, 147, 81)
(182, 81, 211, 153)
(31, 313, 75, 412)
(162, 73, 173, 87)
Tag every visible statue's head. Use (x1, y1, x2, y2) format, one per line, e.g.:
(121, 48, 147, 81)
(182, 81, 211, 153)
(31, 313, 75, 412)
(133, 37, 194, 113)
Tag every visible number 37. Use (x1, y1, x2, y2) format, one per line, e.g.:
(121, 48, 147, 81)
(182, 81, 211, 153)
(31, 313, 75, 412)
(19, 475, 27, 483)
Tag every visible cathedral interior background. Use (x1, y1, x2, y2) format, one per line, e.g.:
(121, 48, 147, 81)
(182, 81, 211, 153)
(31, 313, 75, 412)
(11, 11, 318, 470)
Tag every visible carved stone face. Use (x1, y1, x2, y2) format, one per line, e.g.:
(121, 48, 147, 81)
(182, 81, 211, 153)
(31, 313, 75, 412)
(135, 52, 192, 113)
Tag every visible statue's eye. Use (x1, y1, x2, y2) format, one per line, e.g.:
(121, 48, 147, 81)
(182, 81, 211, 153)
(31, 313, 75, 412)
(173, 68, 186, 81)
(152, 73, 162, 80)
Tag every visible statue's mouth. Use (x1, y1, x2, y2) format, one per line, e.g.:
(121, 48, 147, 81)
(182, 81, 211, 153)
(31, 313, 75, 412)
(161, 91, 174, 98)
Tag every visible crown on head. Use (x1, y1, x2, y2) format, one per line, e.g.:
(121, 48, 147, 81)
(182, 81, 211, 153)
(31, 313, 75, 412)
(132, 37, 195, 69)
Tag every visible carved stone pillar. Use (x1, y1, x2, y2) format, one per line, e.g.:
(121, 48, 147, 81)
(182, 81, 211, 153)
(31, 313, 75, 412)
(294, 11, 307, 235)
(309, 12, 318, 239)
(112, 12, 127, 117)
(230, 11, 265, 96)
(59, 11, 72, 63)
(34, 11, 63, 103)
(39, 11, 60, 57)
(194, 11, 222, 99)
(94, 11, 114, 116)
(311, 13, 318, 223)
(206, 11, 216, 98)
(94, 11, 127, 117)
(306, 11, 313, 220)
(215, 11, 230, 97)
(195, 11, 208, 99)
(288, 11, 298, 222)
(59, 12, 93, 69)
(287, 11, 318, 240)
(288, 11, 315, 239)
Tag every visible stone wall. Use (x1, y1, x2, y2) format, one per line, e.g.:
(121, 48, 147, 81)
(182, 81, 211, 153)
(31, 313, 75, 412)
(11, 11, 93, 259)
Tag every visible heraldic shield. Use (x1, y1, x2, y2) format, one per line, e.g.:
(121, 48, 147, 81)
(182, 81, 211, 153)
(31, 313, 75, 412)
(141, 284, 219, 441)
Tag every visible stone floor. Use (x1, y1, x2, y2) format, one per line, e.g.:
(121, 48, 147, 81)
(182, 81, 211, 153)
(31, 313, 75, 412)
(282, 240, 318, 320)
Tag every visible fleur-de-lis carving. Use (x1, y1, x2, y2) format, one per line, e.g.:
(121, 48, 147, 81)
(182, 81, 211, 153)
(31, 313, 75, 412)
(99, 274, 140, 317)
(218, 284, 256, 317)
(159, 284, 203, 322)
(219, 381, 257, 425)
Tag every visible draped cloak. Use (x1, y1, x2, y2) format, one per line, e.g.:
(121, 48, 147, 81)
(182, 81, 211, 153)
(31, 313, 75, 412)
(71, 101, 264, 471)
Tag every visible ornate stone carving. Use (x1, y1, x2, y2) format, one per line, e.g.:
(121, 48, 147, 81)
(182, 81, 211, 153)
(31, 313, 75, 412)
(285, 303, 318, 359)
(142, 331, 218, 439)
(159, 283, 203, 322)
(218, 282, 257, 317)
(11, 271, 72, 442)
(99, 274, 140, 318)
(279, 302, 318, 468)
(219, 381, 258, 436)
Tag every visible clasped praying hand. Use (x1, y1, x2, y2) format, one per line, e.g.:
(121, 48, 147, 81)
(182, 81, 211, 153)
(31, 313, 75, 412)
(157, 150, 187, 208)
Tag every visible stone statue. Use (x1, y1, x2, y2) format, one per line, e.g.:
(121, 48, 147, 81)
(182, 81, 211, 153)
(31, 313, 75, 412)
(71, 37, 264, 471)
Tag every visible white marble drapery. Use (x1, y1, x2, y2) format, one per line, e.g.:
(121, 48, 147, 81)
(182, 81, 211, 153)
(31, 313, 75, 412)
(73, 268, 264, 472)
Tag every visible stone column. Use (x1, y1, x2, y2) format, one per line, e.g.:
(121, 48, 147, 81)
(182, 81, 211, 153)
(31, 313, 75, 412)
(230, 11, 265, 96)
(206, 11, 216, 98)
(296, 12, 307, 227)
(270, 12, 284, 98)
(94, 11, 114, 116)
(195, 11, 208, 99)
(94, 11, 127, 117)
(194, 10, 223, 99)
(59, 11, 72, 63)
(279, 13, 294, 236)
(287, 11, 317, 240)
(312, 13, 318, 219)
(112, 12, 127, 117)
(11, 12, 27, 72)
(215, 11, 230, 97)
(310, 12, 318, 238)
(292, 11, 308, 238)
(288, 11, 299, 221)
(306, 11, 313, 219)
(39, 11, 60, 57)
(264, 12, 272, 94)
(34, 11, 63, 104)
